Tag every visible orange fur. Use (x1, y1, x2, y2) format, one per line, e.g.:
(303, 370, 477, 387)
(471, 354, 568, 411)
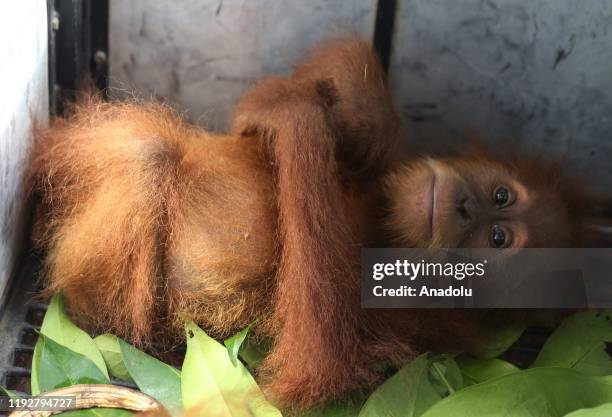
(29, 99, 277, 341)
(28, 37, 587, 409)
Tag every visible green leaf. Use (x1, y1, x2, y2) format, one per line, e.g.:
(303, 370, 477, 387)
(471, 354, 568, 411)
(31, 334, 42, 395)
(421, 368, 612, 417)
(304, 399, 363, 417)
(469, 321, 527, 359)
(32, 334, 109, 393)
(357, 354, 443, 417)
(563, 403, 612, 417)
(40, 293, 109, 379)
(428, 354, 463, 396)
(94, 334, 134, 383)
(181, 321, 281, 417)
(0, 385, 22, 398)
(532, 311, 612, 374)
(456, 356, 519, 386)
(238, 337, 269, 369)
(119, 339, 182, 416)
(224, 326, 250, 366)
(573, 345, 612, 376)
(224, 328, 270, 369)
(58, 408, 134, 417)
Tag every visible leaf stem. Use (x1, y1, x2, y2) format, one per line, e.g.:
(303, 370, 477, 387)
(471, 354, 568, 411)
(432, 362, 455, 394)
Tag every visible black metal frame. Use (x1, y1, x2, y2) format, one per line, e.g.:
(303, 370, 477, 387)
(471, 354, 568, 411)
(373, 0, 398, 75)
(49, 0, 109, 115)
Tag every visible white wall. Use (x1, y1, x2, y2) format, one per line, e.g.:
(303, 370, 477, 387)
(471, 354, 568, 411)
(0, 2, 49, 301)
(109, 0, 376, 131)
(389, 0, 612, 194)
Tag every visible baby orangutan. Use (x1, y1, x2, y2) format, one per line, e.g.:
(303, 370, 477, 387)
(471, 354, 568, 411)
(29, 38, 586, 408)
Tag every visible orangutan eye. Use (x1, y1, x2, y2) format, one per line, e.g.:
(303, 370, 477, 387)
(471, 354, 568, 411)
(489, 225, 507, 248)
(493, 186, 510, 207)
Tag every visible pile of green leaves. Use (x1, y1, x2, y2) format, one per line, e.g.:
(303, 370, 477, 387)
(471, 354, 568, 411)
(4, 294, 612, 417)
(9, 294, 277, 417)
